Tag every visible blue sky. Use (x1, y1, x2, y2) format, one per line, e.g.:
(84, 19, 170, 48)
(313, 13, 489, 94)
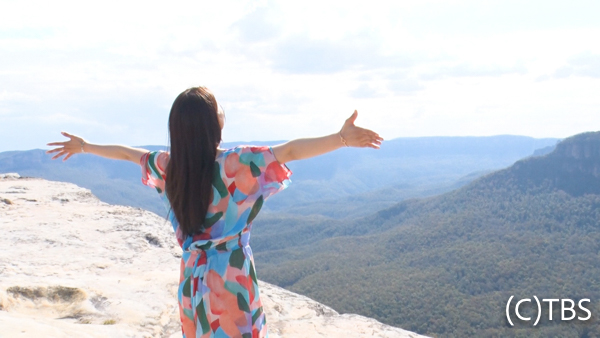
(1, 0, 599, 152)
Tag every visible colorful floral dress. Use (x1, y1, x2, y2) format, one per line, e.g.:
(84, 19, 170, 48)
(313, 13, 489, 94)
(140, 145, 292, 338)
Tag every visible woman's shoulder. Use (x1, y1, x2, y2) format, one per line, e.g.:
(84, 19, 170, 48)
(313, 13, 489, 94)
(219, 145, 267, 155)
(220, 145, 276, 163)
(141, 150, 170, 176)
(227, 145, 271, 154)
(148, 146, 269, 162)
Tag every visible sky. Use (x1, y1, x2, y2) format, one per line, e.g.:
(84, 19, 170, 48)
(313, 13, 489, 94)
(1, 0, 600, 152)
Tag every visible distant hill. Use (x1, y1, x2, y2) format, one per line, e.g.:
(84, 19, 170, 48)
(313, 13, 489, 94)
(0, 145, 169, 216)
(252, 131, 600, 337)
(0, 136, 558, 218)
(269, 135, 558, 214)
(531, 144, 555, 157)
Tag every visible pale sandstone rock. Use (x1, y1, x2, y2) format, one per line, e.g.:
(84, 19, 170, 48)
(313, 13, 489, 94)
(0, 175, 427, 338)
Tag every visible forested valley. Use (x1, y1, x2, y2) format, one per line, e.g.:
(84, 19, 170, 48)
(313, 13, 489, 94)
(253, 132, 600, 337)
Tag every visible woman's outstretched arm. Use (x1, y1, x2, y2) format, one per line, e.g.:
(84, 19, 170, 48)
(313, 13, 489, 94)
(46, 132, 149, 164)
(272, 110, 383, 164)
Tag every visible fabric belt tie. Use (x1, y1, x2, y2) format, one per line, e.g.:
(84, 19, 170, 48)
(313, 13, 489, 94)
(186, 228, 251, 256)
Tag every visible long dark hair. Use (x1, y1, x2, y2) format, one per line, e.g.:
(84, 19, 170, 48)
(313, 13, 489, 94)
(166, 87, 222, 235)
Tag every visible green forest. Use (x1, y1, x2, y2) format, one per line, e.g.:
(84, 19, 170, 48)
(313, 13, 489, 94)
(252, 132, 600, 337)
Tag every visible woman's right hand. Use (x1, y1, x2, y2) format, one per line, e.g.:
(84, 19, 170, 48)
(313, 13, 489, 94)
(46, 131, 86, 161)
(339, 110, 383, 149)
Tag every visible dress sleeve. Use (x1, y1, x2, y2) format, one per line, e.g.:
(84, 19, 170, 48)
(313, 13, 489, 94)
(255, 146, 292, 201)
(140, 150, 169, 194)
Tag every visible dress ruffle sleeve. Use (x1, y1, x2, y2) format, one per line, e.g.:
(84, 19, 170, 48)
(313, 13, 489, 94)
(140, 150, 169, 194)
(253, 145, 292, 201)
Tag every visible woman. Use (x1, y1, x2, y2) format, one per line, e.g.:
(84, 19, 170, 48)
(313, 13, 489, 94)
(46, 86, 383, 337)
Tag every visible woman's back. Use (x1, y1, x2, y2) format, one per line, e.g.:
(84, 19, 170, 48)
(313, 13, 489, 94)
(141, 144, 292, 338)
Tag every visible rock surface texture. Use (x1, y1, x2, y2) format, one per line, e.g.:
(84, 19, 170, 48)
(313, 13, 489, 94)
(0, 174, 427, 338)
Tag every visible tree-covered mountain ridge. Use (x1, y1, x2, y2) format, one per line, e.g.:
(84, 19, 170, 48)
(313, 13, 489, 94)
(378, 130, 600, 222)
(504, 131, 600, 195)
(253, 131, 600, 337)
(0, 135, 558, 218)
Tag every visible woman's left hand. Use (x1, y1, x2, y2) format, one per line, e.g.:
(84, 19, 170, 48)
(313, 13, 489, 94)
(46, 132, 86, 161)
(339, 110, 384, 149)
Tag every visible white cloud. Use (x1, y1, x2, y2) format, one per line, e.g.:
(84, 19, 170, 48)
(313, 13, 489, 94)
(1, 0, 600, 152)
(552, 52, 600, 79)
